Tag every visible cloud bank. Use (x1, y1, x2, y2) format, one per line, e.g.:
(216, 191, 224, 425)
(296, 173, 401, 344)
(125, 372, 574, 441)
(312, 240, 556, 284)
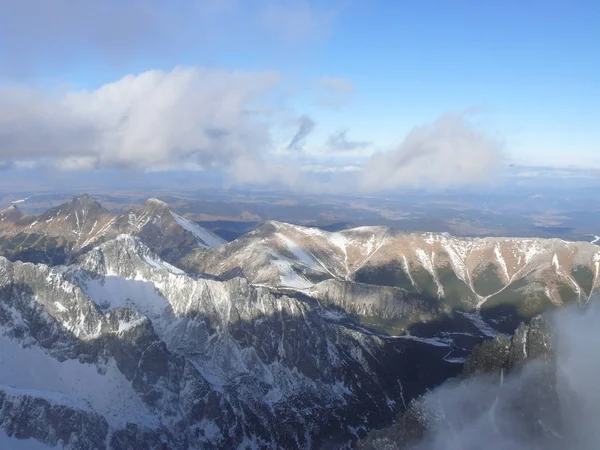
(362, 112, 503, 191)
(0, 67, 280, 174)
(0, 58, 503, 193)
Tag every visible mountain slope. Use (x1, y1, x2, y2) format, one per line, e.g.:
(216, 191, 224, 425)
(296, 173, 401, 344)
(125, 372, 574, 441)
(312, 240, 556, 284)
(0, 236, 466, 449)
(189, 221, 600, 331)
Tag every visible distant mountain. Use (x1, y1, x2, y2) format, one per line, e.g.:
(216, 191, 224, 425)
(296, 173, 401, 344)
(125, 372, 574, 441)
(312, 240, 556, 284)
(0, 194, 224, 266)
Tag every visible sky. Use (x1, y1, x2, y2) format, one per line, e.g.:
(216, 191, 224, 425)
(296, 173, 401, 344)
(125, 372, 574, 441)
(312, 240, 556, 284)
(0, 0, 598, 193)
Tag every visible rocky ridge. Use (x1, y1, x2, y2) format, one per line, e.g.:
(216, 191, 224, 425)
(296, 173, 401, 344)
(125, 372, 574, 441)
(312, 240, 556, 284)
(0, 235, 464, 449)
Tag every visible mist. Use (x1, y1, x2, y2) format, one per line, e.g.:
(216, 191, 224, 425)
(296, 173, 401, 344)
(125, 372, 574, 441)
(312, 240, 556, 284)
(410, 301, 600, 450)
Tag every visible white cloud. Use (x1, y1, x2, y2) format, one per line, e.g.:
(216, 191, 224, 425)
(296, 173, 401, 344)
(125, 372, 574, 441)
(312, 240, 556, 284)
(300, 164, 361, 173)
(0, 67, 281, 175)
(362, 112, 503, 191)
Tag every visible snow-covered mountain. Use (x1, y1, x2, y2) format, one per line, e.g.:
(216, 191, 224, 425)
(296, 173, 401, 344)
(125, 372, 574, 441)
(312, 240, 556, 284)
(0, 195, 224, 266)
(2, 196, 599, 448)
(0, 235, 470, 449)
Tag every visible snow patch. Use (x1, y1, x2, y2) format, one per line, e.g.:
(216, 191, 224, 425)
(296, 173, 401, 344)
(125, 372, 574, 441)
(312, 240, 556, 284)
(170, 211, 225, 247)
(54, 301, 67, 312)
(0, 384, 94, 413)
(495, 245, 510, 281)
(271, 256, 314, 289)
(276, 233, 324, 272)
(392, 333, 451, 347)
(0, 430, 52, 450)
(0, 333, 159, 428)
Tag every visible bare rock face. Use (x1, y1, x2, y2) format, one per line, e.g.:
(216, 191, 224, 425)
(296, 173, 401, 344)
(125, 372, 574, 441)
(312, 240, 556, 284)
(463, 314, 553, 377)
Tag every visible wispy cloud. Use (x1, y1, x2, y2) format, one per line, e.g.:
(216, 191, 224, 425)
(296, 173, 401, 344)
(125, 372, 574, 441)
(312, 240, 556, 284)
(287, 115, 316, 150)
(319, 76, 354, 93)
(316, 76, 355, 109)
(327, 129, 370, 152)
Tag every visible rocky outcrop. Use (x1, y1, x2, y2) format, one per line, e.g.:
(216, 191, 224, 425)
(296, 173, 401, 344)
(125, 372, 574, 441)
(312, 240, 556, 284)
(462, 314, 553, 377)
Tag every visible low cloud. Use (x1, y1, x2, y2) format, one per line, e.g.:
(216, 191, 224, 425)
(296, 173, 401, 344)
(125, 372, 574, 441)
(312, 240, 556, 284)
(287, 115, 316, 150)
(362, 112, 503, 191)
(0, 67, 281, 175)
(327, 130, 370, 152)
(408, 301, 600, 450)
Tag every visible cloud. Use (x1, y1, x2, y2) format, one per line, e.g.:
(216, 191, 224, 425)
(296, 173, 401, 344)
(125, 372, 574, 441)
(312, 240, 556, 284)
(0, 0, 334, 77)
(407, 301, 600, 450)
(362, 112, 503, 191)
(287, 115, 316, 150)
(0, 67, 281, 175)
(327, 130, 370, 152)
(319, 76, 354, 93)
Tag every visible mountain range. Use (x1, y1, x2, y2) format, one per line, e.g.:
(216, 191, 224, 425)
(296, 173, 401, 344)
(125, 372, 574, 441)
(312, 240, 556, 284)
(0, 195, 224, 266)
(0, 194, 598, 449)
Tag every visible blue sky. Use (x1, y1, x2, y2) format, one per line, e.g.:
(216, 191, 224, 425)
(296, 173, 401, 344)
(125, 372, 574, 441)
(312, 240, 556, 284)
(0, 0, 598, 191)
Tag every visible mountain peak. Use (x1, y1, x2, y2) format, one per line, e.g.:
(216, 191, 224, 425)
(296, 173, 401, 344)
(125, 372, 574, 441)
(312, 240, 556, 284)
(66, 194, 106, 213)
(144, 198, 170, 210)
(0, 204, 23, 222)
